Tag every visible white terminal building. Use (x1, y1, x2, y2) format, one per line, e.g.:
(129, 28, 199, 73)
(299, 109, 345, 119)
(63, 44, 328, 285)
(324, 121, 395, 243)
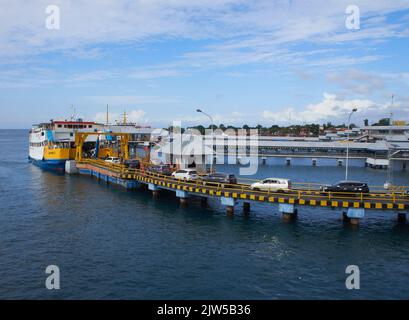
(147, 126, 409, 171)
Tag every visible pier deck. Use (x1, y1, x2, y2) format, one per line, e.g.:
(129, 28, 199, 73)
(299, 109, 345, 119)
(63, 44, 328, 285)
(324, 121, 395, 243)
(76, 159, 409, 215)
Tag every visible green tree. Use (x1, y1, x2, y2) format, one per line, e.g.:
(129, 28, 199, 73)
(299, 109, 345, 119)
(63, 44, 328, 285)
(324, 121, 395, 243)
(373, 118, 390, 126)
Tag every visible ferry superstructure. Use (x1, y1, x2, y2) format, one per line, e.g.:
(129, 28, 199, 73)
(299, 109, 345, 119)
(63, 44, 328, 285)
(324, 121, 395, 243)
(29, 119, 108, 171)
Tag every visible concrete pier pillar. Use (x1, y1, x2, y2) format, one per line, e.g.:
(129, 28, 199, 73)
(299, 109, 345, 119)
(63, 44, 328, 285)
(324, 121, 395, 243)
(262, 157, 267, 165)
(221, 197, 235, 216)
(403, 162, 407, 171)
(180, 198, 188, 207)
(200, 197, 208, 206)
(176, 190, 189, 207)
(397, 213, 406, 224)
(342, 212, 350, 223)
(279, 203, 297, 222)
(344, 208, 365, 226)
(312, 158, 317, 166)
(286, 157, 291, 166)
(337, 159, 343, 167)
(149, 183, 159, 198)
(282, 211, 298, 222)
(243, 202, 250, 215)
(226, 205, 234, 215)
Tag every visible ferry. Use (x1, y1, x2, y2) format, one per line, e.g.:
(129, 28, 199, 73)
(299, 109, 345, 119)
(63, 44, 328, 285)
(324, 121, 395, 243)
(28, 119, 111, 171)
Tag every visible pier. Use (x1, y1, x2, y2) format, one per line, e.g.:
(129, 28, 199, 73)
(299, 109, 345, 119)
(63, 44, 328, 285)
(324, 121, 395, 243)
(69, 131, 409, 227)
(73, 158, 409, 227)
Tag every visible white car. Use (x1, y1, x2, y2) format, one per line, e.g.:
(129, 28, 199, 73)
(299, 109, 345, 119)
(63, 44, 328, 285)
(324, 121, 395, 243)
(250, 178, 292, 192)
(172, 169, 198, 181)
(105, 157, 120, 164)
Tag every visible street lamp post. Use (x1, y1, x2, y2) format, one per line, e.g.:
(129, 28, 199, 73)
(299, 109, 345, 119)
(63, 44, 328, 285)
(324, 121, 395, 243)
(345, 108, 357, 181)
(196, 108, 215, 173)
(384, 110, 394, 190)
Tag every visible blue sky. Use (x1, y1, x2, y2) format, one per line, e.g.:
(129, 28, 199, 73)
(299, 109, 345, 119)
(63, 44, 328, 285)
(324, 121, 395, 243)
(0, 0, 409, 128)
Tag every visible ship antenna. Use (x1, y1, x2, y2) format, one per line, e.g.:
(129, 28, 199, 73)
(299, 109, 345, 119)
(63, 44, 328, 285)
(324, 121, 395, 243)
(70, 104, 76, 121)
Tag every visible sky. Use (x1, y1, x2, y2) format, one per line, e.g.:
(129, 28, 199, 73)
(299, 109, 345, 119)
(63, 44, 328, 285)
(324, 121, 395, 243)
(0, 0, 409, 129)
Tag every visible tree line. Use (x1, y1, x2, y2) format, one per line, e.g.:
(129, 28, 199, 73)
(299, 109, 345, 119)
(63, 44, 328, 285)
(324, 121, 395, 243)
(166, 118, 405, 136)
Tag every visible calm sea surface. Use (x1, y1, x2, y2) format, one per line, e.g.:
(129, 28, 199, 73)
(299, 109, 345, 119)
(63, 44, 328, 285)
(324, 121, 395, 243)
(1, 129, 409, 299)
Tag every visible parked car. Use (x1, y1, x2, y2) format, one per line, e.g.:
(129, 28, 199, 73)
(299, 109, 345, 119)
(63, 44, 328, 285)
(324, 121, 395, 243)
(201, 173, 237, 187)
(172, 169, 198, 181)
(320, 181, 370, 194)
(124, 159, 140, 169)
(147, 165, 173, 176)
(105, 157, 120, 164)
(250, 178, 291, 192)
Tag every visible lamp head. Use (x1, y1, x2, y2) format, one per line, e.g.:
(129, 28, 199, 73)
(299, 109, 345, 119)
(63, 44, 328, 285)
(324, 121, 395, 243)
(196, 109, 202, 113)
(352, 108, 357, 112)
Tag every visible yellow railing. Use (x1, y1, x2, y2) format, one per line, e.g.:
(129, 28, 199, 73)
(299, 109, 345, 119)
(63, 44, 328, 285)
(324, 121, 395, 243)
(78, 158, 409, 205)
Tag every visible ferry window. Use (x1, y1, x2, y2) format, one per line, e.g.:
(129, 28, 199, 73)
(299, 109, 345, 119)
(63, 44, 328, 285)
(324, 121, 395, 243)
(58, 125, 62, 128)
(70, 133, 74, 137)
(89, 125, 92, 128)
(68, 125, 73, 128)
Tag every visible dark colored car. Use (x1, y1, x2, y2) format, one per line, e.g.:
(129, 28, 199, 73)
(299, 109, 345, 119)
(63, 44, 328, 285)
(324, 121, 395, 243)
(147, 165, 173, 176)
(124, 159, 140, 169)
(201, 173, 237, 187)
(320, 181, 370, 194)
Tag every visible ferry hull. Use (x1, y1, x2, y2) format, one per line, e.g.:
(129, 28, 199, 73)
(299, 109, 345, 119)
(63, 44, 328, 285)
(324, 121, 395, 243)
(28, 157, 66, 172)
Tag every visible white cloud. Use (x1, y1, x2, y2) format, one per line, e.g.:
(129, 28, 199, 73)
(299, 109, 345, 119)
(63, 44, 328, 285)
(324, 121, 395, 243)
(262, 93, 378, 123)
(129, 67, 185, 79)
(0, 0, 408, 64)
(326, 69, 385, 95)
(0, 0, 242, 60)
(0, 0, 407, 93)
